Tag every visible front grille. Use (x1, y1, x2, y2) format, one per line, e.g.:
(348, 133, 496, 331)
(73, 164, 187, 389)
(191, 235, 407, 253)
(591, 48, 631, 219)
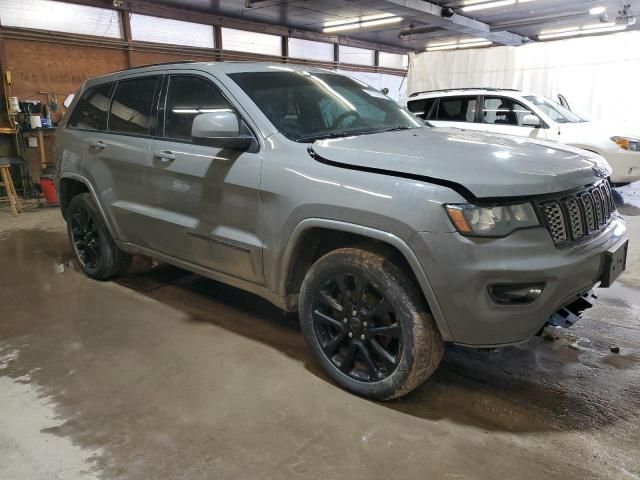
(538, 180, 616, 246)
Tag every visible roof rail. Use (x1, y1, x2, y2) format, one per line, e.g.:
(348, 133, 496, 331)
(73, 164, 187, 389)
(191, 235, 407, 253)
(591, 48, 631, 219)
(123, 60, 199, 71)
(409, 87, 521, 97)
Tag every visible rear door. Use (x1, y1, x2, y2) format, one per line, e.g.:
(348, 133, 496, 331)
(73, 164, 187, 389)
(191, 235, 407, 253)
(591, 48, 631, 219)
(480, 95, 548, 140)
(97, 74, 163, 247)
(146, 72, 264, 284)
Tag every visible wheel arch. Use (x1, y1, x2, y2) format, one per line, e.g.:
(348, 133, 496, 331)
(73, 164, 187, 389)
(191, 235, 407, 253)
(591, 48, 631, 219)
(278, 219, 453, 341)
(58, 173, 119, 239)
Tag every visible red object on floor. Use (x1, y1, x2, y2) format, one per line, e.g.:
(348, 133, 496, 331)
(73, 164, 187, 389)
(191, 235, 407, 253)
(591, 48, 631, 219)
(40, 177, 59, 205)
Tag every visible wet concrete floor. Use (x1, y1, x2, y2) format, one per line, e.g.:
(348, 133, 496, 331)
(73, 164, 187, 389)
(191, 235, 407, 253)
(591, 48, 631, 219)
(1, 186, 640, 479)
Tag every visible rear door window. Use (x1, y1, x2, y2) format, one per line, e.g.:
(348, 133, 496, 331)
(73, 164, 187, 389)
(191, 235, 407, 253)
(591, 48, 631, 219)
(67, 83, 113, 131)
(435, 96, 477, 122)
(482, 96, 533, 126)
(108, 77, 159, 136)
(164, 76, 234, 142)
(407, 98, 437, 120)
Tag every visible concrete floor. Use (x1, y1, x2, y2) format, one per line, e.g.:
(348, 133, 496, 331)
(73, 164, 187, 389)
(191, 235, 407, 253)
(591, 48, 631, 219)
(1, 186, 639, 480)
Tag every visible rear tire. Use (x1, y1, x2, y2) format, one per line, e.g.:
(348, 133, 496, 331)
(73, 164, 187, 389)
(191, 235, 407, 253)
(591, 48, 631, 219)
(299, 247, 444, 400)
(67, 193, 131, 280)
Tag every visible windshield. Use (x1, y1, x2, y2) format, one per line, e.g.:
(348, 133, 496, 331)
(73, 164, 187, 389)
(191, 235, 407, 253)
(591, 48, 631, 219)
(229, 69, 424, 142)
(523, 95, 585, 124)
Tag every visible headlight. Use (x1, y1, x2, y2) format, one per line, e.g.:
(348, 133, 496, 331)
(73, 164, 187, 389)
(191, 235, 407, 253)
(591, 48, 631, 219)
(445, 203, 539, 237)
(611, 136, 640, 152)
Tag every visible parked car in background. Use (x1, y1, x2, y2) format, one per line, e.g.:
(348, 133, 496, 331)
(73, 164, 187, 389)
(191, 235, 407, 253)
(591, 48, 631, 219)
(406, 88, 640, 185)
(56, 63, 627, 400)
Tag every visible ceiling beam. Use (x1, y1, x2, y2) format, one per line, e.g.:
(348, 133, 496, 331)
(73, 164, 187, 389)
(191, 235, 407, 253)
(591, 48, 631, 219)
(382, 0, 529, 46)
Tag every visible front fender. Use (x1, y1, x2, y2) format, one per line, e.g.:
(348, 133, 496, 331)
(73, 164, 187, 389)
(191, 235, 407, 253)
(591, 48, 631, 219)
(278, 218, 453, 341)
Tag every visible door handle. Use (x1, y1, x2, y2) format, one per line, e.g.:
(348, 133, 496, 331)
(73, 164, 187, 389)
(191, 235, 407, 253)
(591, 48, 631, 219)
(89, 140, 106, 150)
(153, 150, 176, 162)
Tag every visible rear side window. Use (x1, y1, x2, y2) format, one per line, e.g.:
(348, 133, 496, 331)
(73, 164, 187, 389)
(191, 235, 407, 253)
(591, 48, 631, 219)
(436, 96, 477, 122)
(109, 77, 158, 136)
(164, 76, 233, 142)
(67, 83, 112, 131)
(407, 98, 437, 120)
(483, 96, 533, 126)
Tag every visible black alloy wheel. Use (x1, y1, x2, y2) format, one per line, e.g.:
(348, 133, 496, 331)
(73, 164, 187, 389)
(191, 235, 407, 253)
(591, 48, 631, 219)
(66, 193, 131, 280)
(300, 247, 445, 400)
(312, 271, 403, 382)
(70, 206, 101, 270)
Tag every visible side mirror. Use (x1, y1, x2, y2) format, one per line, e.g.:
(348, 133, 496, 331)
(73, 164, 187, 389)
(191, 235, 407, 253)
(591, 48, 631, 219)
(191, 111, 254, 150)
(381, 87, 390, 95)
(522, 114, 541, 128)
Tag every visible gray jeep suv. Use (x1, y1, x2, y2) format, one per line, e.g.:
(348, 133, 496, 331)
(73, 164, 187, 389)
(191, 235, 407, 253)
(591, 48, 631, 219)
(55, 62, 628, 400)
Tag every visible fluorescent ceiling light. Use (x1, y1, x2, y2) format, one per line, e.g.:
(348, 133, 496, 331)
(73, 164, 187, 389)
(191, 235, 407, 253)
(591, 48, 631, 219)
(323, 12, 394, 28)
(583, 21, 616, 29)
(324, 24, 362, 33)
(427, 39, 492, 51)
(459, 36, 490, 43)
(359, 17, 402, 28)
(589, 6, 606, 15)
(540, 22, 613, 34)
(323, 13, 402, 33)
(462, 0, 515, 12)
(539, 24, 626, 40)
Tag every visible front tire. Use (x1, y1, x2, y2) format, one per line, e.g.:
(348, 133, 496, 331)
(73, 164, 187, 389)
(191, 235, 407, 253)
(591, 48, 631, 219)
(67, 193, 131, 280)
(299, 247, 444, 400)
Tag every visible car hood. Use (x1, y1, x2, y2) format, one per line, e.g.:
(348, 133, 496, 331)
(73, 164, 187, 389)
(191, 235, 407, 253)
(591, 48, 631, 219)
(311, 127, 610, 199)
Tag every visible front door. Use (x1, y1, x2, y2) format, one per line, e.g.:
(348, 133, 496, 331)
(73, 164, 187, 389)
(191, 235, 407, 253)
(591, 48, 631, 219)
(146, 73, 264, 284)
(479, 96, 548, 141)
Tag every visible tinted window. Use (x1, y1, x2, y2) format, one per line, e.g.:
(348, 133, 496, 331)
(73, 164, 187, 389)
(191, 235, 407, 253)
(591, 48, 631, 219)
(108, 77, 158, 135)
(407, 98, 437, 120)
(229, 71, 422, 142)
(483, 96, 533, 126)
(165, 76, 233, 141)
(67, 83, 112, 131)
(436, 96, 477, 122)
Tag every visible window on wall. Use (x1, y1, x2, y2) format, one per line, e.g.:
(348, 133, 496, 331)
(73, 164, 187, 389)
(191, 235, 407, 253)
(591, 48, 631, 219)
(379, 52, 408, 70)
(339, 45, 375, 66)
(129, 14, 214, 48)
(67, 83, 113, 131)
(0, 0, 122, 37)
(165, 76, 234, 142)
(221, 28, 281, 56)
(288, 38, 334, 62)
(109, 77, 158, 136)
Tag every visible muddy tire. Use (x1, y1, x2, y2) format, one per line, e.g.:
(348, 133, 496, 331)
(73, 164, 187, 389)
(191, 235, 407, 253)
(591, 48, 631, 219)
(299, 247, 444, 400)
(67, 193, 131, 280)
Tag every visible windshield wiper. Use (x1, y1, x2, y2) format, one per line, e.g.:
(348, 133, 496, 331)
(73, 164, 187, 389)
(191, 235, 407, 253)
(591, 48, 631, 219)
(375, 126, 415, 133)
(295, 126, 417, 143)
(295, 130, 380, 143)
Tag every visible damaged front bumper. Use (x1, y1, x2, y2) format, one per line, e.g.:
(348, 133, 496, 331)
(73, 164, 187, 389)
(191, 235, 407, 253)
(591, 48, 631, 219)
(545, 291, 598, 329)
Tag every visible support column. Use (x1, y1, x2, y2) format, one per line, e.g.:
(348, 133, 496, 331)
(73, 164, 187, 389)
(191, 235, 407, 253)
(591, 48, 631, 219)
(214, 25, 223, 62)
(119, 9, 133, 68)
(282, 35, 289, 63)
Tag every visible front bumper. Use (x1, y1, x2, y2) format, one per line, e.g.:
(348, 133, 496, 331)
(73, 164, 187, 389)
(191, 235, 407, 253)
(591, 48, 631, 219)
(604, 149, 640, 184)
(410, 214, 627, 347)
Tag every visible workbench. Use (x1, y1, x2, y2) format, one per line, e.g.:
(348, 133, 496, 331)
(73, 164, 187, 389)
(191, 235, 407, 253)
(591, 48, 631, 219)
(21, 127, 56, 169)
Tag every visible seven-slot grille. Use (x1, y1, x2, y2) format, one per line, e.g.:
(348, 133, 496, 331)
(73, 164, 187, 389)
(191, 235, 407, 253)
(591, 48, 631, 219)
(538, 181, 616, 246)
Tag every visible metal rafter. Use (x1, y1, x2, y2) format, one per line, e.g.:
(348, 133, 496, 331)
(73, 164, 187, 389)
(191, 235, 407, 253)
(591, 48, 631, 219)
(382, 0, 529, 45)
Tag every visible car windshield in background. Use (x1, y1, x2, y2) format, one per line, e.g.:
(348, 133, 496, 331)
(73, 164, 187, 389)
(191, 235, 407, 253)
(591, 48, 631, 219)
(229, 69, 423, 142)
(524, 95, 585, 123)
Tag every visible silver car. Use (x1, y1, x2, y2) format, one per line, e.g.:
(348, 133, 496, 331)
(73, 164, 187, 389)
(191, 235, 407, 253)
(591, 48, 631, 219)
(55, 62, 628, 400)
